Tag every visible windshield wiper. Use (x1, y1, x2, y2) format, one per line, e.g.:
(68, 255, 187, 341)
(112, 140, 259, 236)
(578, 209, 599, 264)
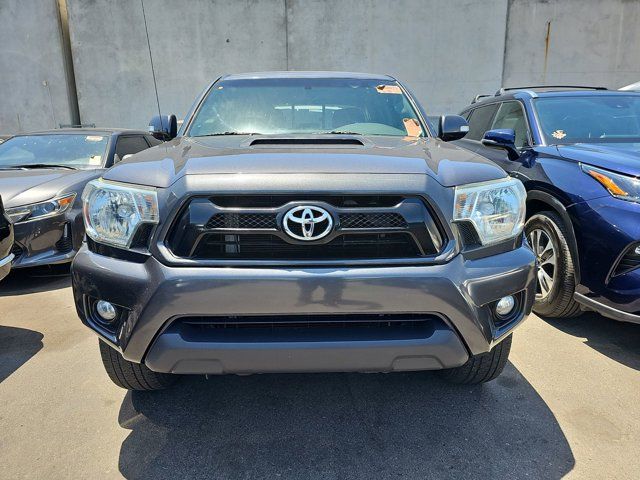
(325, 131, 362, 135)
(194, 132, 262, 137)
(10, 164, 77, 170)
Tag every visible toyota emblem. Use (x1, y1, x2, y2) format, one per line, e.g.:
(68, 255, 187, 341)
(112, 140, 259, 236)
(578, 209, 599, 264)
(282, 205, 333, 241)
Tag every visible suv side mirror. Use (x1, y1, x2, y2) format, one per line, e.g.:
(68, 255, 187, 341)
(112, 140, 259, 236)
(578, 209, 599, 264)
(148, 114, 178, 140)
(481, 129, 520, 160)
(437, 115, 469, 141)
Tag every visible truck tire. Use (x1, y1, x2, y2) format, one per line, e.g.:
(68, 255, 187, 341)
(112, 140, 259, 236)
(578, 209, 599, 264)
(440, 334, 512, 384)
(99, 340, 176, 391)
(525, 211, 581, 318)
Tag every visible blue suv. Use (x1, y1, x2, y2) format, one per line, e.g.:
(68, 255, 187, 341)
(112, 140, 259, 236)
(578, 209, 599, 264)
(456, 87, 640, 324)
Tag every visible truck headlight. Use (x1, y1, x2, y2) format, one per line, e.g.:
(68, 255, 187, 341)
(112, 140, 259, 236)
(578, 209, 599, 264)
(82, 179, 159, 249)
(581, 164, 640, 203)
(453, 177, 526, 245)
(6, 193, 76, 224)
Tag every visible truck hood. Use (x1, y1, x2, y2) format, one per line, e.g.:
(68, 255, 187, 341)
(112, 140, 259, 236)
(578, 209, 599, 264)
(0, 168, 100, 207)
(556, 142, 640, 177)
(104, 135, 506, 188)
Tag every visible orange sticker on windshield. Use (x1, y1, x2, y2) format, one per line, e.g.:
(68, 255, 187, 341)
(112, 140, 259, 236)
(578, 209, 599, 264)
(551, 129, 566, 139)
(403, 118, 421, 137)
(376, 84, 402, 94)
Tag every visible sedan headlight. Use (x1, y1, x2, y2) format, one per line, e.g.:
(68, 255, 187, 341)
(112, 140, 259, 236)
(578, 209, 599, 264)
(82, 179, 159, 249)
(453, 178, 526, 245)
(6, 193, 76, 224)
(581, 164, 640, 203)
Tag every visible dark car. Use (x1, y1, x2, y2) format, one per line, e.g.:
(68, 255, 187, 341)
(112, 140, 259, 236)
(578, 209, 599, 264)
(72, 72, 535, 391)
(456, 87, 640, 324)
(0, 129, 160, 268)
(0, 195, 13, 281)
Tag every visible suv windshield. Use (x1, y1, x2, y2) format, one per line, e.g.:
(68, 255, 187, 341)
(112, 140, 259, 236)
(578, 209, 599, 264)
(187, 77, 425, 137)
(533, 95, 640, 144)
(0, 134, 109, 169)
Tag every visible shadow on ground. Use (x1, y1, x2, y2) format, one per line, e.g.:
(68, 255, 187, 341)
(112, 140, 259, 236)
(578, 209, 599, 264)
(117, 364, 574, 479)
(542, 312, 640, 371)
(0, 325, 43, 383)
(0, 264, 71, 297)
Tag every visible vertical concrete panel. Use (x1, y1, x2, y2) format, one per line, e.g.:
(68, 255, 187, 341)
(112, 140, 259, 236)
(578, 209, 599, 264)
(0, 0, 73, 133)
(67, 0, 286, 129)
(286, 0, 509, 114)
(503, 0, 640, 88)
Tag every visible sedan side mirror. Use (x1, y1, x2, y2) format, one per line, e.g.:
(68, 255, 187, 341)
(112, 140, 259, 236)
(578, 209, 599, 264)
(481, 129, 520, 160)
(437, 115, 470, 141)
(148, 114, 178, 140)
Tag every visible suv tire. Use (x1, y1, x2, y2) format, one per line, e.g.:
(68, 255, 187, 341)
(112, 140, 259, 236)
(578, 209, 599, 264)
(525, 211, 581, 318)
(440, 334, 512, 384)
(99, 340, 176, 391)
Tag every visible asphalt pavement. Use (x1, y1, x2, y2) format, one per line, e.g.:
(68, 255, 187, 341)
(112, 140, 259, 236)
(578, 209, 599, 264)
(0, 267, 638, 479)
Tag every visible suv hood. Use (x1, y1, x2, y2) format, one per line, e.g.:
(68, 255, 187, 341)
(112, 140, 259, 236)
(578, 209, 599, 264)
(104, 135, 506, 188)
(556, 143, 640, 177)
(0, 168, 99, 207)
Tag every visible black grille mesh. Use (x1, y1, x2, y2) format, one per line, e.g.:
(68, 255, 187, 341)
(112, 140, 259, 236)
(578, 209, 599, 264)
(206, 213, 277, 229)
(339, 213, 407, 229)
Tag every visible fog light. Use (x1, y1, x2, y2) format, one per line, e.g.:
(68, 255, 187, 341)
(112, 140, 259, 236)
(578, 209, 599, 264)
(495, 295, 516, 317)
(635, 245, 640, 255)
(96, 300, 117, 322)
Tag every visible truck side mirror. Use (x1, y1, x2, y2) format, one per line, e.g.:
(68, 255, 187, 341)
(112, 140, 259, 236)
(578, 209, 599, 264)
(148, 114, 177, 140)
(481, 129, 520, 160)
(437, 115, 469, 141)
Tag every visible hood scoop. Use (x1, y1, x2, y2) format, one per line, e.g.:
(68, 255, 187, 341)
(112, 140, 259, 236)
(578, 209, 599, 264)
(249, 137, 365, 148)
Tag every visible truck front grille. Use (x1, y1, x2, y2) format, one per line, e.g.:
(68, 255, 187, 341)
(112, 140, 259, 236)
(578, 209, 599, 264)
(192, 233, 420, 260)
(164, 195, 444, 264)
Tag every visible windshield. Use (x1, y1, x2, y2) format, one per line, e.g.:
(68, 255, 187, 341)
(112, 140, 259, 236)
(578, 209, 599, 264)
(0, 134, 109, 169)
(187, 77, 425, 137)
(533, 95, 640, 144)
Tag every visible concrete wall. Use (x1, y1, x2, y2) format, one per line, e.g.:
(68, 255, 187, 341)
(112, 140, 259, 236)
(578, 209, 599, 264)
(0, 0, 75, 133)
(2, 0, 640, 133)
(66, 0, 287, 129)
(503, 0, 640, 89)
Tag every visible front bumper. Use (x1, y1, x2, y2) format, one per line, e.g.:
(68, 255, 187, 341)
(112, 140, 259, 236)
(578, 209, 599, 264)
(570, 197, 640, 321)
(11, 209, 83, 268)
(72, 244, 536, 374)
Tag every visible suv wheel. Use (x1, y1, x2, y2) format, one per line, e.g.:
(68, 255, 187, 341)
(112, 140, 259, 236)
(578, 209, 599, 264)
(525, 211, 581, 318)
(440, 334, 512, 384)
(99, 340, 176, 391)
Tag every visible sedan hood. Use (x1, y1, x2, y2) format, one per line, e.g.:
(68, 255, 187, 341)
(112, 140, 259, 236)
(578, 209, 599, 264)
(104, 135, 506, 188)
(0, 169, 100, 207)
(556, 143, 640, 177)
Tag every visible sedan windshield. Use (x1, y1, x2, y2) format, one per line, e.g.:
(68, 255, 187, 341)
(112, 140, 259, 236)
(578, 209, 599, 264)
(187, 77, 425, 137)
(0, 134, 109, 169)
(533, 95, 640, 144)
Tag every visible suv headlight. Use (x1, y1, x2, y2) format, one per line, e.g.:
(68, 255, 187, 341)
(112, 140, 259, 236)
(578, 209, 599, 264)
(453, 177, 526, 245)
(82, 179, 159, 249)
(6, 193, 76, 224)
(581, 164, 640, 203)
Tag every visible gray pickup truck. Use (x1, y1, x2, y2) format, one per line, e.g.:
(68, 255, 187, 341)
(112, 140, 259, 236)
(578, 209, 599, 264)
(72, 72, 535, 390)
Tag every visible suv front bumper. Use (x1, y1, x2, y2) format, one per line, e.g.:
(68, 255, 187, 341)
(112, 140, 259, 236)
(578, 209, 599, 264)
(72, 244, 536, 374)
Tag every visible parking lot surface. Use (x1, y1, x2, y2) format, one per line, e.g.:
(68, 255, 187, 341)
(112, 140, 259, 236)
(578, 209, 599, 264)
(0, 267, 638, 480)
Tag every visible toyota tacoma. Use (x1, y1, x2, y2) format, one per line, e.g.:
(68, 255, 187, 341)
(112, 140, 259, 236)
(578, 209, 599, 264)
(72, 72, 535, 390)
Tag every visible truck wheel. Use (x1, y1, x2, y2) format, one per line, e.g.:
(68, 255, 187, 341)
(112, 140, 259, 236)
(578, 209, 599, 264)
(440, 334, 512, 384)
(99, 340, 176, 391)
(525, 211, 581, 318)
